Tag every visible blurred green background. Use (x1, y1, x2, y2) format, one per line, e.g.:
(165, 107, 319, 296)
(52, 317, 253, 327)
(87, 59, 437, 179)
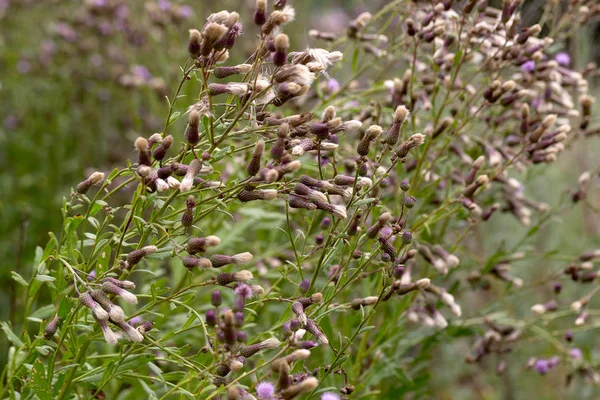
(1, 0, 599, 398)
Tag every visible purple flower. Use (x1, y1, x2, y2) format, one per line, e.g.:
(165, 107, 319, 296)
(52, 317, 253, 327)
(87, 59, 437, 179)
(87, 270, 97, 281)
(322, 393, 341, 400)
(569, 348, 582, 360)
(17, 60, 31, 74)
(256, 381, 275, 399)
(128, 316, 143, 326)
(234, 283, 253, 299)
(132, 65, 152, 82)
(327, 78, 340, 94)
(533, 359, 550, 375)
(555, 52, 570, 67)
(115, 5, 129, 20)
(177, 5, 193, 19)
(157, 0, 171, 10)
(3, 115, 18, 130)
(521, 61, 535, 73)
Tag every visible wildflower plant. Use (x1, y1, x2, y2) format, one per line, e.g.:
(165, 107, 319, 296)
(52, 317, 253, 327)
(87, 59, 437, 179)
(3, 0, 600, 399)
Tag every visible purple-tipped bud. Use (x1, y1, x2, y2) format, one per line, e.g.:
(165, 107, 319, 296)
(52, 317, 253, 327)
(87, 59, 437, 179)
(400, 179, 411, 192)
(182, 256, 212, 270)
(79, 292, 109, 321)
(206, 310, 217, 327)
(402, 231, 413, 245)
(403, 196, 416, 209)
(299, 279, 310, 294)
(43, 316, 61, 339)
(126, 245, 157, 267)
(76, 172, 105, 194)
(254, 0, 267, 26)
(101, 281, 138, 304)
(304, 319, 329, 345)
(212, 290, 222, 307)
(290, 319, 301, 331)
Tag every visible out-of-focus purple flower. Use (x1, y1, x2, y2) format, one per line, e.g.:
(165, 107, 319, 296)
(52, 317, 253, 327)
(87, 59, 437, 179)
(3, 115, 18, 130)
(533, 359, 550, 375)
(132, 65, 152, 82)
(548, 357, 560, 368)
(115, 5, 129, 20)
(531, 97, 543, 110)
(87, 270, 97, 281)
(322, 393, 341, 400)
(327, 78, 340, 94)
(317, 154, 330, 167)
(157, 0, 171, 10)
(569, 348, 582, 360)
(92, 0, 107, 7)
(40, 40, 57, 56)
(99, 22, 113, 36)
(98, 89, 111, 102)
(89, 54, 104, 68)
(521, 61, 535, 73)
(234, 283, 253, 299)
(256, 381, 275, 399)
(16, 60, 31, 74)
(315, 10, 348, 33)
(177, 5, 193, 19)
(555, 52, 570, 67)
(380, 226, 393, 238)
(128, 316, 143, 326)
(55, 23, 77, 42)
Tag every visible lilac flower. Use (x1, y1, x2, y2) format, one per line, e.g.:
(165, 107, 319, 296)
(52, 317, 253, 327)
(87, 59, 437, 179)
(521, 61, 535, 73)
(327, 78, 340, 94)
(128, 316, 143, 326)
(115, 5, 129, 20)
(256, 381, 275, 399)
(16, 60, 31, 74)
(569, 348, 582, 360)
(533, 359, 550, 375)
(132, 65, 152, 82)
(2, 115, 18, 130)
(554, 52, 570, 67)
(158, 0, 171, 10)
(234, 283, 253, 299)
(322, 393, 341, 400)
(86, 270, 97, 281)
(177, 5, 193, 19)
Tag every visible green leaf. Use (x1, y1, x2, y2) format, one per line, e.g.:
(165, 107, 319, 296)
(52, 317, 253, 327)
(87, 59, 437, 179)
(213, 146, 234, 162)
(35, 275, 56, 283)
(168, 111, 181, 126)
(30, 359, 53, 400)
(116, 354, 155, 374)
(58, 297, 73, 319)
(1, 321, 24, 347)
(352, 48, 360, 72)
(11, 271, 29, 287)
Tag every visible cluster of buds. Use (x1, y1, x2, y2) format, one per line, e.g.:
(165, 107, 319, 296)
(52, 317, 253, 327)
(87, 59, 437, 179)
(78, 277, 149, 344)
(466, 320, 521, 364)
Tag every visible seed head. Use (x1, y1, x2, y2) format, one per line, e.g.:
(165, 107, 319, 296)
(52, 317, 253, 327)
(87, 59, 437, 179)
(188, 29, 202, 57)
